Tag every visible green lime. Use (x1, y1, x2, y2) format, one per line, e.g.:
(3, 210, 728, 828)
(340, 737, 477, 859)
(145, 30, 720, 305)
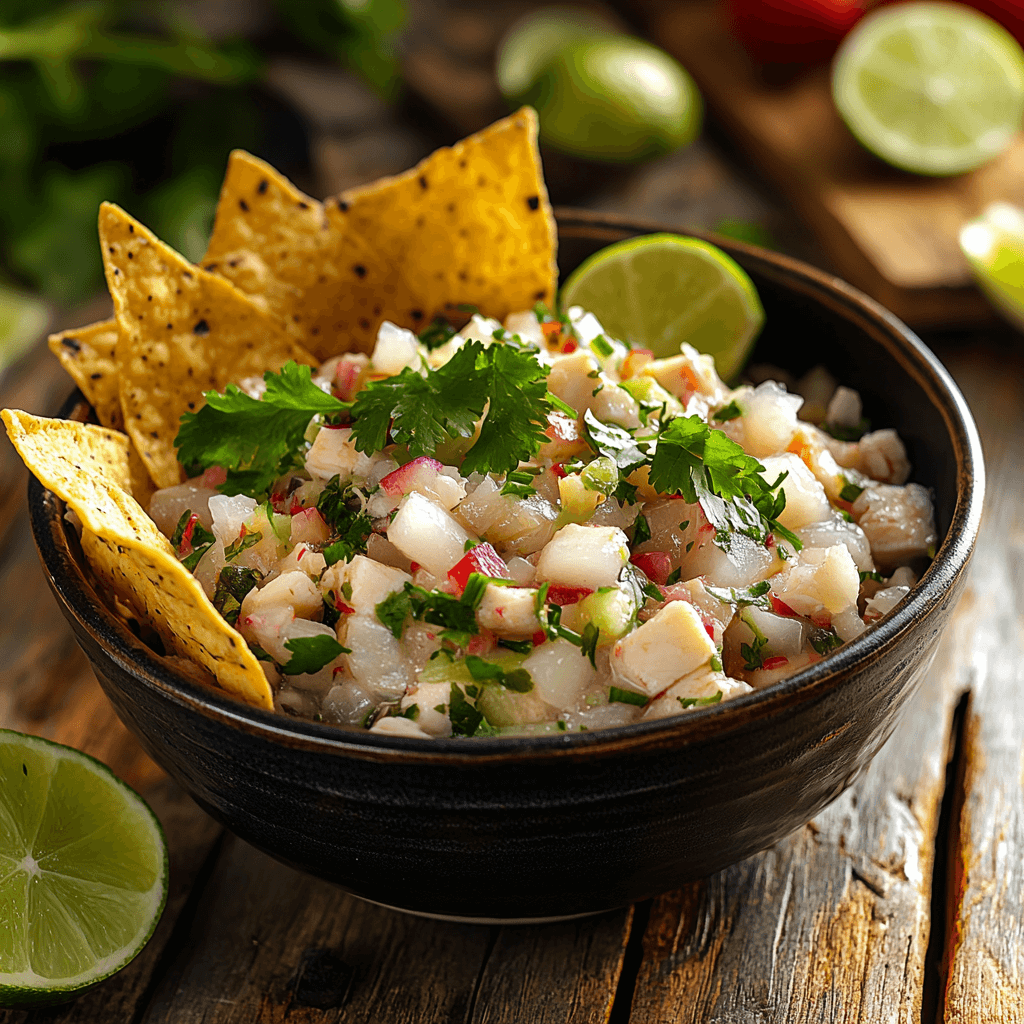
(560, 233, 764, 380)
(0, 730, 168, 1008)
(523, 36, 703, 163)
(496, 7, 619, 104)
(959, 201, 1024, 329)
(832, 2, 1024, 176)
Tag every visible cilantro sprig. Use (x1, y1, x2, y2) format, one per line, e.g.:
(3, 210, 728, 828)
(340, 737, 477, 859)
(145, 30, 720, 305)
(350, 340, 553, 476)
(176, 362, 347, 498)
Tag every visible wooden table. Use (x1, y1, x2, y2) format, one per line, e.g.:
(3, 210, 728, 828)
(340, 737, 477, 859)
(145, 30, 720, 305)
(1, 314, 1021, 1023)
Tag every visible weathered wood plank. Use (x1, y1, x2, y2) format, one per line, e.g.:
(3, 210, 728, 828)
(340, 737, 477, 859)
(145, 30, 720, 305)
(940, 342, 1024, 1024)
(470, 909, 633, 1024)
(137, 831, 633, 1024)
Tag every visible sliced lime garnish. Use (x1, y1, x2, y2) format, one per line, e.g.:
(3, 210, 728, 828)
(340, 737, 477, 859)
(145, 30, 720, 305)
(833, 2, 1024, 176)
(559, 233, 764, 380)
(0, 730, 168, 1008)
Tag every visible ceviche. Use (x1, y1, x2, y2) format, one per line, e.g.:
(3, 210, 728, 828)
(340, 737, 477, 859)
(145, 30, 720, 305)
(2, 108, 935, 738)
(147, 303, 935, 738)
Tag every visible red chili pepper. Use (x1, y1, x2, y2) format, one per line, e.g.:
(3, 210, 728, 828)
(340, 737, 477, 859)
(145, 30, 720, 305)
(551, 463, 568, 478)
(561, 339, 578, 354)
(762, 655, 790, 671)
(532, 630, 547, 647)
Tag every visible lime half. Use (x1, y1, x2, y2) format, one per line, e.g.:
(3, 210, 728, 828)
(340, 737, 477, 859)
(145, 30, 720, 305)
(833, 2, 1024, 176)
(960, 201, 1024, 329)
(0, 730, 168, 1008)
(560, 233, 764, 380)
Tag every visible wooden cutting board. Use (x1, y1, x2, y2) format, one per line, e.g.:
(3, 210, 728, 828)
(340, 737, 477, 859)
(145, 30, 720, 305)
(640, 0, 1024, 328)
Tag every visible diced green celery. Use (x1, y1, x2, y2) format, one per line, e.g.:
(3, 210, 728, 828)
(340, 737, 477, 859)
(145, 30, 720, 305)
(574, 586, 637, 642)
(619, 376, 684, 418)
(581, 456, 618, 494)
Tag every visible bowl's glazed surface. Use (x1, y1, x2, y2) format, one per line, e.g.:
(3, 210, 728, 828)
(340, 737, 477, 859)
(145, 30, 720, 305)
(29, 212, 984, 921)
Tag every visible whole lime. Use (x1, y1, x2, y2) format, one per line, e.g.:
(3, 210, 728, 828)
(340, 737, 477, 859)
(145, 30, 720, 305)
(523, 36, 703, 163)
(496, 7, 620, 104)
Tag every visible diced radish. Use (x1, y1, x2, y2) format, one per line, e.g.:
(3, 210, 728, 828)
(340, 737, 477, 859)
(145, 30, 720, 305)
(380, 457, 444, 495)
(448, 542, 511, 590)
(201, 465, 228, 488)
(334, 354, 368, 401)
(290, 507, 331, 546)
(544, 584, 594, 606)
(466, 628, 498, 656)
(770, 594, 800, 617)
(630, 551, 672, 585)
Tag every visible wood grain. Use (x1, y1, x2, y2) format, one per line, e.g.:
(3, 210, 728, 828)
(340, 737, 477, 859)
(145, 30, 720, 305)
(940, 341, 1024, 1024)
(640, 0, 1021, 329)
(138, 833, 633, 1024)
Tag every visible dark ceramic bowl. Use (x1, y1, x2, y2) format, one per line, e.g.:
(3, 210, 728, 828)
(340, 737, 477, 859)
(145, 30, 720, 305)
(29, 211, 984, 922)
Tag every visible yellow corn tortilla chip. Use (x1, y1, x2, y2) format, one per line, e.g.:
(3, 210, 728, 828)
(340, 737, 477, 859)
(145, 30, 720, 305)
(81, 531, 272, 709)
(2, 409, 272, 709)
(336, 106, 557, 325)
(47, 320, 123, 431)
(99, 202, 315, 489)
(203, 150, 419, 358)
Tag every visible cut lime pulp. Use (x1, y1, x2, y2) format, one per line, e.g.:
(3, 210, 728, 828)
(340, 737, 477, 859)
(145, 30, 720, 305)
(0, 730, 168, 1008)
(559, 234, 764, 381)
(832, 2, 1024, 176)
(960, 201, 1024, 329)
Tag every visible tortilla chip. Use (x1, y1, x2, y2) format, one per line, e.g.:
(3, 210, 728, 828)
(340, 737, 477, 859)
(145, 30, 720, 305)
(2, 410, 139, 523)
(204, 150, 418, 359)
(2, 409, 272, 709)
(82, 531, 272, 709)
(47, 320, 123, 431)
(336, 107, 558, 325)
(99, 202, 315, 489)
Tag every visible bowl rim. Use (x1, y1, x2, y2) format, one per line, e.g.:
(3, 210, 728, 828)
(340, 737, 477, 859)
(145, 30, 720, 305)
(28, 209, 985, 765)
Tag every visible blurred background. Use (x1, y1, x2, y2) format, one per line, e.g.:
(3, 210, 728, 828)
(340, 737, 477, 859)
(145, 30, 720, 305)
(3, 0, 1024, 369)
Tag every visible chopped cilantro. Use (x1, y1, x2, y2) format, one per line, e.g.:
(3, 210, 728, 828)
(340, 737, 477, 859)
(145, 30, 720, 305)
(632, 515, 652, 546)
(704, 579, 772, 611)
(579, 621, 600, 669)
(642, 581, 663, 602)
(839, 479, 864, 503)
(418, 317, 457, 350)
(501, 468, 538, 498)
(608, 686, 647, 707)
(713, 401, 742, 422)
(498, 638, 534, 655)
(823, 418, 870, 442)
(448, 683, 487, 737)
(375, 579, 484, 641)
(281, 634, 351, 675)
(678, 691, 723, 709)
(171, 510, 216, 572)
(859, 570, 884, 583)
(212, 565, 262, 625)
(175, 361, 348, 498)
(397, 703, 420, 720)
(464, 655, 533, 693)
(321, 594, 342, 629)
(739, 609, 769, 670)
(318, 477, 374, 566)
(665, 567, 682, 586)
(809, 627, 843, 655)
(224, 528, 262, 562)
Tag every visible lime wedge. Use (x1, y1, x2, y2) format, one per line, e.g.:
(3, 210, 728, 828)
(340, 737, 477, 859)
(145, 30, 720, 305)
(832, 2, 1024, 176)
(960, 201, 1024, 328)
(0, 730, 168, 1008)
(559, 233, 764, 380)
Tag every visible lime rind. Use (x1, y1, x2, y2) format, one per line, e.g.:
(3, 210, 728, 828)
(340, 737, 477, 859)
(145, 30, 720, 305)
(0, 729, 168, 1008)
(560, 233, 764, 381)
(832, 2, 1024, 177)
